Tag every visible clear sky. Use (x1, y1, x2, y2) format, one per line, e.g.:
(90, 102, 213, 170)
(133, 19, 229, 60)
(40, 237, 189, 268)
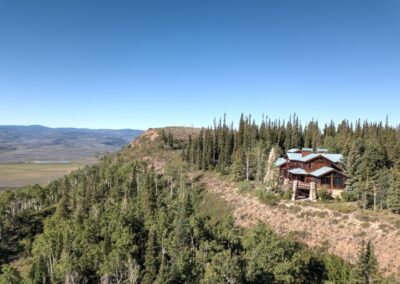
(0, 0, 399, 129)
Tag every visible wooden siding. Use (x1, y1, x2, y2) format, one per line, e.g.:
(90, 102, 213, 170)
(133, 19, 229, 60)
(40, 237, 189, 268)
(278, 154, 347, 190)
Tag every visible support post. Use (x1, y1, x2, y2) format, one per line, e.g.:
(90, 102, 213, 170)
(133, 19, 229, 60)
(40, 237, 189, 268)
(309, 182, 317, 202)
(292, 180, 299, 201)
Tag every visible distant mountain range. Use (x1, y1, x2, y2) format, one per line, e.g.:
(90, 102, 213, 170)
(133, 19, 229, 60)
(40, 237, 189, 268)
(0, 125, 143, 163)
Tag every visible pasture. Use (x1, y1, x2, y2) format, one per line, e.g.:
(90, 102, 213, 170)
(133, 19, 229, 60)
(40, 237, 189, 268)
(0, 162, 86, 189)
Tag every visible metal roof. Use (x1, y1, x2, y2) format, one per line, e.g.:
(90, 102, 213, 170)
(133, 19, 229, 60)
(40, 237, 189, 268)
(322, 154, 343, 163)
(299, 153, 320, 162)
(301, 147, 313, 152)
(287, 153, 343, 163)
(275, 158, 287, 167)
(316, 148, 329, 153)
(287, 148, 300, 153)
(286, 153, 302, 161)
(310, 166, 335, 177)
(288, 166, 342, 177)
(288, 168, 308, 175)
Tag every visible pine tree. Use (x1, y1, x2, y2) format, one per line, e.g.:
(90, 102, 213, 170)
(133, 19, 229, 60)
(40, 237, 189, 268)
(167, 132, 174, 148)
(351, 241, 381, 284)
(0, 264, 23, 284)
(387, 162, 400, 213)
(345, 140, 363, 192)
(143, 227, 159, 284)
(358, 140, 388, 209)
(161, 129, 168, 144)
(56, 196, 70, 219)
(231, 150, 245, 181)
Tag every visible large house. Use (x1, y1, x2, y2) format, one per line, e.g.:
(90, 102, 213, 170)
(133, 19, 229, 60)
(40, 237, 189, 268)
(275, 148, 347, 198)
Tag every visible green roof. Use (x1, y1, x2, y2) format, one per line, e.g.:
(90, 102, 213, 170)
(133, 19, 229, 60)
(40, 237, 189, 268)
(275, 158, 287, 167)
(310, 166, 335, 177)
(287, 153, 343, 163)
(289, 168, 308, 175)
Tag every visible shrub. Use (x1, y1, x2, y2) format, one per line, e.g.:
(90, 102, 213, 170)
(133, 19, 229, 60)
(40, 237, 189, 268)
(354, 214, 370, 222)
(318, 187, 332, 202)
(394, 220, 400, 229)
(378, 224, 392, 233)
(361, 222, 371, 228)
(256, 190, 280, 206)
(287, 205, 303, 214)
(237, 180, 254, 193)
(327, 203, 357, 214)
(281, 189, 293, 200)
(341, 190, 358, 202)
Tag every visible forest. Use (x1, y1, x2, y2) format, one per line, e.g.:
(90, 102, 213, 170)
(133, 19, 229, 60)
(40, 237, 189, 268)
(180, 114, 400, 212)
(0, 115, 395, 283)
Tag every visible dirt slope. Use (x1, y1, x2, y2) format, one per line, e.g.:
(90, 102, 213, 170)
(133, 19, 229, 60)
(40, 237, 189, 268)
(200, 172, 400, 277)
(134, 128, 400, 277)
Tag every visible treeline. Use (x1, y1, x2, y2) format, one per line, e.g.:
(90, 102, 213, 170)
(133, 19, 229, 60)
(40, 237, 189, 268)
(0, 151, 382, 283)
(181, 114, 400, 212)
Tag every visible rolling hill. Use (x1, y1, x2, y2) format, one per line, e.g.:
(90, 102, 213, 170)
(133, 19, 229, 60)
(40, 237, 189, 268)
(0, 125, 143, 163)
(0, 125, 143, 188)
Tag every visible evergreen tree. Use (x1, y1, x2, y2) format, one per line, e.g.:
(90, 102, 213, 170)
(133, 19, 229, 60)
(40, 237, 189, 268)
(0, 264, 23, 284)
(345, 140, 363, 192)
(351, 241, 381, 284)
(143, 227, 159, 284)
(388, 162, 400, 213)
(201, 250, 243, 284)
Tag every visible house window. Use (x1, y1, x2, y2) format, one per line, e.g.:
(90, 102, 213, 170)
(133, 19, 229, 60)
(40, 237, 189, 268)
(321, 176, 330, 185)
(333, 175, 343, 187)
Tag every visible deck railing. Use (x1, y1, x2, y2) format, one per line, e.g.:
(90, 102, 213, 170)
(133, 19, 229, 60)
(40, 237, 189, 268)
(298, 182, 310, 190)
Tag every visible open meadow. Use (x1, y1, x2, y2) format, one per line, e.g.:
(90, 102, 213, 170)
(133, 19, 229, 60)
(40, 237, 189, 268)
(0, 162, 88, 189)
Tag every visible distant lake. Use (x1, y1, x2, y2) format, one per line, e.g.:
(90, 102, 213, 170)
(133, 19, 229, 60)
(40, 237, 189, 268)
(33, 160, 70, 164)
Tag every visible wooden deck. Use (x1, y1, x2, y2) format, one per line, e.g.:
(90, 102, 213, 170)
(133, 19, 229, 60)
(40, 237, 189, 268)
(285, 180, 310, 190)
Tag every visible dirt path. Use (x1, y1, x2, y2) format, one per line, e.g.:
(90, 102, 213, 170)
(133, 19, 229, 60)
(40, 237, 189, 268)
(200, 172, 400, 277)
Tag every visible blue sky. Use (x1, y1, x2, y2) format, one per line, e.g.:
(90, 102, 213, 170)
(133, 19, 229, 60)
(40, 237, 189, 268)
(0, 0, 399, 129)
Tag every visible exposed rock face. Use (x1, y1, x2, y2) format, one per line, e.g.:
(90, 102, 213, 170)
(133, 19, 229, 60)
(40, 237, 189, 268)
(264, 147, 281, 189)
(130, 128, 160, 147)
(309, 182, 317, 201)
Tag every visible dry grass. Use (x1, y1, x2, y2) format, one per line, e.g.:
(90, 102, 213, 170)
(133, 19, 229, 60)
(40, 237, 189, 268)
(0, 163, 86, 188)
(10, 257, 31, 279)
(156, 126, 201, 139)
(194, 171, 400, 278)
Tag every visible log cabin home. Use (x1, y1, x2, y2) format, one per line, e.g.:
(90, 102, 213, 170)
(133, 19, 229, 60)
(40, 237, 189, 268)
(275, 148, 347, 198)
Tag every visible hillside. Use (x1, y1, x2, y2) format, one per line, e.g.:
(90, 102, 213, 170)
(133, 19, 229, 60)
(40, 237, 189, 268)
(0, 125, 143, 163)
(136, 128, 400, 278)
(0, 126, 397, 283)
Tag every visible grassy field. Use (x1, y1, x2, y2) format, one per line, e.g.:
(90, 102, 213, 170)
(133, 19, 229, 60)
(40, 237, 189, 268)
(0, 163, 88, 189)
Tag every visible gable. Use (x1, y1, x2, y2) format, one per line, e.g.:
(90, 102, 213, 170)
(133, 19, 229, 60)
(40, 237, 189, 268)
(300, 153, 343, 164)
(311, 167, 348, 178)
